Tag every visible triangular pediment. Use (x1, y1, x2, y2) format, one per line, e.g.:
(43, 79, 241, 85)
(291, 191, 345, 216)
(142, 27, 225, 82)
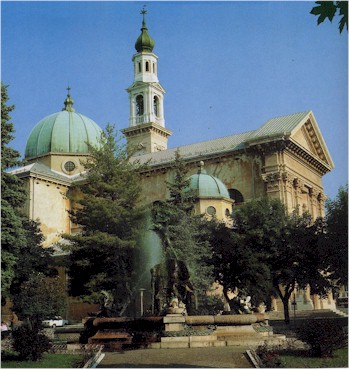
(127, 81, 165, 93)
(289, 111, 334, 169)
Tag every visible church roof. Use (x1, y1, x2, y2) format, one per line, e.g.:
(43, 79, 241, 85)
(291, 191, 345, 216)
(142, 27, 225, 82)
(133, 130, 254, 166)
(133, 110, 334, 172)
(188, 162, 230, 199)
(246, 111, 310, 143)
(25, 90, 102, 159)
(9, 162, 84, 185)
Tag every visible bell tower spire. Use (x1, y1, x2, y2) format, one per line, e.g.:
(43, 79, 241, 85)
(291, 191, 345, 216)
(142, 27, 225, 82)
(122, 9, 172, 156)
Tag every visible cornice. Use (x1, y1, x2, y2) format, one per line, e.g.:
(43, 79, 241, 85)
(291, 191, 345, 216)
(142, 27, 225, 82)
(246, 138, 332, 175)
(122, 123, 173, 138)
(286, 141, 332, 175)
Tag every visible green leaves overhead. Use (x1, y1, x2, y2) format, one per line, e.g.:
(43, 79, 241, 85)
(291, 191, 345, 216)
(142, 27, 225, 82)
(310, 1, 348, 33)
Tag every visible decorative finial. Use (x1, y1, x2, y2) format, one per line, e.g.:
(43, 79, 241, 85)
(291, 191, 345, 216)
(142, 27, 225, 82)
(135, 5, 155, 52)
(140, 5, 147, 27)
(62, 86, 75, 112)
(198, 161, 206, 174)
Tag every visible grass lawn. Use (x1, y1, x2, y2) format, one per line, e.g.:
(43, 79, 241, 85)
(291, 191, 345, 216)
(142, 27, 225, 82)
(1, 353, 84, 368)
(279, 347, 348, 368)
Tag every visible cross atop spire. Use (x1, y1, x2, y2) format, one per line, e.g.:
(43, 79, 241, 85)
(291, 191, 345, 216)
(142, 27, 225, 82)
(62, 86, 75, 112)
(135, 6, 154, 52)
(140, 5, 147, 16)
(140, 5, 147, 27)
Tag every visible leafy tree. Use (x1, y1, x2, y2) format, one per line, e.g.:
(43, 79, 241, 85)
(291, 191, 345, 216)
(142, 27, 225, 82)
(207, 219, 273, 309)
(270, 212, 331, 324)
(12, 273, 66, 329)
(64, 124, 144, 314)
(151, 151, 213, 313)
(311, 1, 348, 33)
(1, 83, 27, 298)
(323, 185, 348, 285)
(212, 198, 331, 323)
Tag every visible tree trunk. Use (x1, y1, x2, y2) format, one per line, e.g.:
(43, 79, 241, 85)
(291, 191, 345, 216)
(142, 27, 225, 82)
(274, 282, 293, 325)
(282, 297, 290, 324)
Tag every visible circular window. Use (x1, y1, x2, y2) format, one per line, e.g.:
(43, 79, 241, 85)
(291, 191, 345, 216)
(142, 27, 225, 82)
(64, 161, 76, 172)
(207, 206, 216, 216)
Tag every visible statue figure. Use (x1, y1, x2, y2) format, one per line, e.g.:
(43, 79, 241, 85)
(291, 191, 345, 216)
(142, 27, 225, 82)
(98, 290, 115, 317)
(226, 289, 252, 314)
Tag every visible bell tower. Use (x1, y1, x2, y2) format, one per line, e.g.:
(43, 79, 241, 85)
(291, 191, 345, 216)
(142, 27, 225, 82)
(122, 8, 172, 156)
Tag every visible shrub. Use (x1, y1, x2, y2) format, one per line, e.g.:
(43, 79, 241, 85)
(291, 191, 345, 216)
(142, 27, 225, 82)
(296, 319, 347, 357)
(256, 342, 283, 368)
(12, 324, 51, 361)
(192, 295, 225, 315)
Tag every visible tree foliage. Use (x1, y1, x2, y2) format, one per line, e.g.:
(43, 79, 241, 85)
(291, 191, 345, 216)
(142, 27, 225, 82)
(311, 1, 348, 33)
(151, 151, 214, 311)
(1, 83, 27, 296)
(207, 219, 273, 308)
(323, 185, 348, 285)
(210, 198, 331, 323)
(12, 273, 66, 328)
(10, 219, 55, 296)
(65, 124, 144, 312)
(12, 324, 51, 361)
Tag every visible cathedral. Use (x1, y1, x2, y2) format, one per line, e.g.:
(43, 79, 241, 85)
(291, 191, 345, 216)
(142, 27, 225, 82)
(10, 12, 336, 318)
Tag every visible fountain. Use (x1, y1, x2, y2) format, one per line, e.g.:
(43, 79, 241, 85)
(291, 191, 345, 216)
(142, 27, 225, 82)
(81, 212, 286, 350)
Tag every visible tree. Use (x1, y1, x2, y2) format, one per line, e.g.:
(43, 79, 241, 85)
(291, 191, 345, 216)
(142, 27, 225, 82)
(323, 185, 348, 285)
(311, 1, 348, 33)
(64, 124, 144, 314)
(12, 273, 66, 329)
(207, 219, 273, 309)
(151, 151, 213, 313)
(270, 212, 331, 324)
(12, 274, 64, 362)
(212, 198, 331, 323)
(1, 83, 27, 298)
(10, 219, 55, 297)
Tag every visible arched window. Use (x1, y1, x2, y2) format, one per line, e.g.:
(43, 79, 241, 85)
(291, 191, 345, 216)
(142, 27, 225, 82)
(153, 96, 159, 116)
(138, 62, 142, 73)
(136, 95, 144, 116)
(228, 189, 244, 204)
(145, 61, 149, 72)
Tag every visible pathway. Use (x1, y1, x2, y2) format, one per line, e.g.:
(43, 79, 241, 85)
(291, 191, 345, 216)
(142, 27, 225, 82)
(97, 346, 253, 368)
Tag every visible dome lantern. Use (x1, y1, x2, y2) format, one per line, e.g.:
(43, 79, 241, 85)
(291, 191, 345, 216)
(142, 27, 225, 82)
(62, 86, 75, 112)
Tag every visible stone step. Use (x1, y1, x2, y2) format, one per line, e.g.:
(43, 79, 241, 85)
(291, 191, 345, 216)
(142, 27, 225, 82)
(267, 309, 345, 320)
(156, 333, 286, 349)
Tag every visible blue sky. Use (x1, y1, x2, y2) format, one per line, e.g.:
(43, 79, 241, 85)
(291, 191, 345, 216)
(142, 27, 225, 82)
(2, 1, 348, 200)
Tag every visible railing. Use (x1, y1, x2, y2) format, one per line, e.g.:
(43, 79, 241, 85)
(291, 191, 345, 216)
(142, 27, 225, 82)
(130, 114, 164, 127)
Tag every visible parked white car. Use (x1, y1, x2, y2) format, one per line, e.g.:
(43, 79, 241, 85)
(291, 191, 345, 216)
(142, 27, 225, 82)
(42, 316, 68, 328)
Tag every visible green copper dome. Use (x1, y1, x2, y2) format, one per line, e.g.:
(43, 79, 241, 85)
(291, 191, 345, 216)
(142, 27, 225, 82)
(135, 9, 155, 52)
(188, 162, 230, 198)
(25, 90, 102, 159)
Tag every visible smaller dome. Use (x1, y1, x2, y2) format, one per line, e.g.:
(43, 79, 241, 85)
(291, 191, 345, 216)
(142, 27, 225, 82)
(187, 161, 230, 198)
(135, 10, 155, 52)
